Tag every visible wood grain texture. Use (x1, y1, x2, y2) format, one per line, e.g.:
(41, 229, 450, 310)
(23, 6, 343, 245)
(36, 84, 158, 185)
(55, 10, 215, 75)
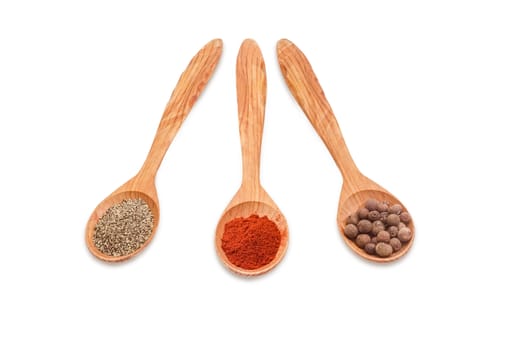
(86, 38, 223, 262)
(215, 39, 288, 276)
(277, 39, 414, 263)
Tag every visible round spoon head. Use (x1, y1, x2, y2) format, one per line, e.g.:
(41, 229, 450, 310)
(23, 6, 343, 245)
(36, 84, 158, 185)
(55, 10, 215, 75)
(86, 190, 160, 262)
(215, 200, 289, 276)
(338, 188, 415, 263)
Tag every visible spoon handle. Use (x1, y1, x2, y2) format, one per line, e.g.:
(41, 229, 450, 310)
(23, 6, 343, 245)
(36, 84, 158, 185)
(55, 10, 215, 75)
(236, 39, 266, 188)
(277, 39, 360, 182)
(139, 38, 223, 176)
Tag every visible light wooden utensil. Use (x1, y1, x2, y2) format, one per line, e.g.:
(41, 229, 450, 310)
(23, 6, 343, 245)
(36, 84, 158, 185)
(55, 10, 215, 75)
(86, 38, 223, 262)
(277, 39, 414, 262)
(215, 39, 289, 276)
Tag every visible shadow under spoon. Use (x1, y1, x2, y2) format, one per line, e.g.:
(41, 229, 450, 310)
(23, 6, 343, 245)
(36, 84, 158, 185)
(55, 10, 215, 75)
(277, 39, 414, 262)
(86, 39, 223, 262)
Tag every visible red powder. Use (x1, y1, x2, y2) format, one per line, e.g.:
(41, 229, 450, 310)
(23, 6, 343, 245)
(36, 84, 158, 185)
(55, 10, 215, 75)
(221, 214, 281, 270)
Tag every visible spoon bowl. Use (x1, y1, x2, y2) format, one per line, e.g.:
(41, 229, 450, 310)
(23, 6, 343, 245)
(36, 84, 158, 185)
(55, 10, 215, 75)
(215, 39, 288, 276)
(277, 38, 414, 262)
(85, 39, 222, 262)
(85, 178, 160, 262)
(337, 186, 414, 262)
(215, 196, 289, 276)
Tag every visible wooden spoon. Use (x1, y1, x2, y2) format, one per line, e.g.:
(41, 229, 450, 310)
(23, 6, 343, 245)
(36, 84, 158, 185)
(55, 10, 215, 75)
(215, 39, 289, 276)
(277, 39, 414, 262)
(86, 38, 223, 262)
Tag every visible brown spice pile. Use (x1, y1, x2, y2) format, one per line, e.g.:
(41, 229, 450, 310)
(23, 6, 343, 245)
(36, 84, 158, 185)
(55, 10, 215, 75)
(93, 198, 154, 257)
(344, 198, 412, 258)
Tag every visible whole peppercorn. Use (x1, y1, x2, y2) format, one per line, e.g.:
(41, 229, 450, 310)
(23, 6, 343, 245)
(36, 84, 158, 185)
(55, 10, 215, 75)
(357, 219, 373, 233)
(345, 212, 359, 225)
(390, 238, 402, 251)
(398, 227, 412, 243)
(389, 204, 403, 215)
(368, 210, 381, 221)
(398, 222, 407, 229)
(380, 211, 389, 223)
(344, 224, 358, 239)
(364, 242, 376, 255)
(365, 198, 379, 211)
(377, 230, 390, 243)
(400, 211, 411, 224)
(371, 220, 385, 235)
(355, 234, 371, 248)
(358, 207, 369, 219)
(386, 214, 400, 226)
(375, 242, 393, 257)
(387, 225, 399, 237)
(377, 202, 389, 213)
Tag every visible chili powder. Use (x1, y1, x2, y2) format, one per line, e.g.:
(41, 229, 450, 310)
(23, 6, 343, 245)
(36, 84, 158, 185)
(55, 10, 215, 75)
(221, 214, 281, 270)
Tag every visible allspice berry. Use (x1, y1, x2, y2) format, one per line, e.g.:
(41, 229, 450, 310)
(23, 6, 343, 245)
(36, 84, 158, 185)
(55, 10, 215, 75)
(371, 236, 378, 244)
(400, 211, 411, 224)
(364, 242, 376, 255)
(377, 230, 390, 243)
(344, 224, 358, 239)
(345, 212, 359, 225)
(389, 204, 403, 215)
(371, 220, 385, 235)
(357, 219, 372, 233)
(386, 213, 400, 226)
(377, 202, 389, 213)
(365, 198, 379, 211)
(368, 210, 381, 221)
(398, 227, 412, 243)
(356, 234, 371, 248)
(390, 238, 402, 252)
(387, 225, 399, 237)
(358, 207, 370, 219)
(375, 242, 393, 257)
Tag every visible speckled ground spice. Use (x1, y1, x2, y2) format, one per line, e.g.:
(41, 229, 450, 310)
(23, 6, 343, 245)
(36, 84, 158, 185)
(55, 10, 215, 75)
(93, 198, 154, 257)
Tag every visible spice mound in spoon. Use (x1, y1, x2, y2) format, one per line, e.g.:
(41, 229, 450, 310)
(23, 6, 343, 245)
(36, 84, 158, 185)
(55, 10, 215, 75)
(343, 198, 413, 259)
(92, 198, 154, 257)
(221, 214, 281, 270)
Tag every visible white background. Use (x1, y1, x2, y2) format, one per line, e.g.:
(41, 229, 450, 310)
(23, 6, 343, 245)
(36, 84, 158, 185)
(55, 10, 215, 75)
(1, 1, 524, 349)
